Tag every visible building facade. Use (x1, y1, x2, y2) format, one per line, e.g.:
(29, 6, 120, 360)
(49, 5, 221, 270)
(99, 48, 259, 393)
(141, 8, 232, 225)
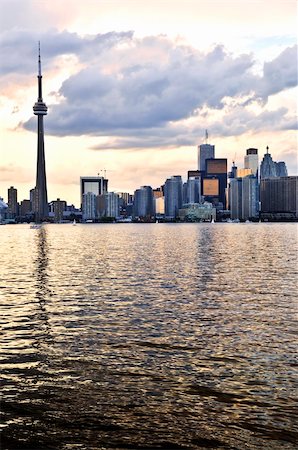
(133, 186, 154, 219)
(164, 176, 183, 219)
(7, 186, 18, 219)
(198, 144, 215, 171)
(244, 148, 258, 176)
(260, 176, 298, 220)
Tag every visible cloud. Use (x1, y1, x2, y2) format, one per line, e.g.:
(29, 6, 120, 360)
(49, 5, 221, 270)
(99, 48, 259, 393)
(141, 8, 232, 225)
(1, 27, 295, 147)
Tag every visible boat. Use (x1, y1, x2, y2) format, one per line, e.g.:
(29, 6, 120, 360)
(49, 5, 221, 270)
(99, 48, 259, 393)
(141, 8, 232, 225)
(30, 223, 42, 229)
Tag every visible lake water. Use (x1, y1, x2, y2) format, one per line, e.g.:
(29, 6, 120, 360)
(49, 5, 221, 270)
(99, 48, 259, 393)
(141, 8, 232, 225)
(1, 223, 297, 450)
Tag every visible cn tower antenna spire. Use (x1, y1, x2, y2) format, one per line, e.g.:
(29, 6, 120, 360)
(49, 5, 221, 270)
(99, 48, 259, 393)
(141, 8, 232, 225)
(205, 129, 209, 145)
(38, 41, 41, 76)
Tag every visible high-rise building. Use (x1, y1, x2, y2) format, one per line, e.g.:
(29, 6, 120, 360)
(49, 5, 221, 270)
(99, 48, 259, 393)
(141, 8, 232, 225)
(80, 176, 108, 209)
(164, 176, 183, 219)
(260, 147, 289, 180)
(260, 146, 277, 179)
(7, 186, 18, 218)
(19, 200, 32, 219)
(184, 177, 201, 204)
(229, 175, 259, 221)
(104, 192, 120, 218)
(260, 176, 298, 220)
(275, 161, 288, 177)
(50, 198, 67, 222)
(133, 186, 154, 219)
(244, 148, 258, 176)
(198, 144, 215, 171)
(33, 43, 49, 223)
(229, 178, 242, 220)
(203, 158, 227, 208)
(242, 175, 259, 220)
(82, 192, 97, 221)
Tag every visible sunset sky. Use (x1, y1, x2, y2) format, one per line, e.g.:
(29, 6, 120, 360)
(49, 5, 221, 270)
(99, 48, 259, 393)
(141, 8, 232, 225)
(0, 0, 297, 206)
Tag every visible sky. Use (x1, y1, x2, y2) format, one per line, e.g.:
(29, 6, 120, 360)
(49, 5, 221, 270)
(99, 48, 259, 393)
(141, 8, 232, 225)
(0, 0, 297, 206)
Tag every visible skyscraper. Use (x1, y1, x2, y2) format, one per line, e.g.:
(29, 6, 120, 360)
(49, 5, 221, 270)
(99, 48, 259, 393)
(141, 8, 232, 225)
(133, 186, 154, 219)
(164, 176, 183, 219)
(33, 43, 49, 223)
(198, 144, 215, 171)
(80, 176, 108, 209)
(7, 186, 18, 218)
(244, 148, 258, 176)
(260, 146, 277, 179)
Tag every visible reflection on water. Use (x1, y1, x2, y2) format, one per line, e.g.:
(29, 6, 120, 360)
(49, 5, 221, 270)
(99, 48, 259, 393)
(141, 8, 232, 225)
(0, 223, 297, 450)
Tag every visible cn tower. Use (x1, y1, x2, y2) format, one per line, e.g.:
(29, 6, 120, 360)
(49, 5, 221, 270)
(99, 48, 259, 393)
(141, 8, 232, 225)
(33, 42, 48, 223)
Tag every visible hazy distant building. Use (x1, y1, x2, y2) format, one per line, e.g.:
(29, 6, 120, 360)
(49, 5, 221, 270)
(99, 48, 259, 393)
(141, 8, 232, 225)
(244, 148, 258, 176)
(198, 144, 215, 171)
(260, 176, 297, 220)
(133, 186, 154, 219)
(164, 176, 183, 219)
(7, 186, 18, 218)
(260, 147, 277, 179)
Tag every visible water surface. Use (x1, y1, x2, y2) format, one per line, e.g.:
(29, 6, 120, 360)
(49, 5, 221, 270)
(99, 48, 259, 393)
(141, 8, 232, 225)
(1, 223, 297, 449)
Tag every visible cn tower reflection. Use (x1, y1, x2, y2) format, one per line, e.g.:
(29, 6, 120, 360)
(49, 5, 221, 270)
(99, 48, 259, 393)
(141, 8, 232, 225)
(33, 226, 52, 341)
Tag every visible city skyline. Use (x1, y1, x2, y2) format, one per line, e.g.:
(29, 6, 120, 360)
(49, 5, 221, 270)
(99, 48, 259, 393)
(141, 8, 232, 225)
(0, 0, 297, 205)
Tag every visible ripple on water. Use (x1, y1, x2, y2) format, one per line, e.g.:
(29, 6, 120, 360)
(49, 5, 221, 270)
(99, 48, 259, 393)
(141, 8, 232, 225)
(0, 223, 297, 449)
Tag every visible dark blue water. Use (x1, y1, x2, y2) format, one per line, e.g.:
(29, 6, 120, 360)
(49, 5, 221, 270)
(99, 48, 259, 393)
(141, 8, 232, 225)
(1, 223, 297, 449)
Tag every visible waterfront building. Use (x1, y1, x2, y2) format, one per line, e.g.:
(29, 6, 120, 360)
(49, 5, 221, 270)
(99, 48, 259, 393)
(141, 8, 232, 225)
(184, 177, 201, 204)
(80, 176, 108, 209)
(260, 176, 298, 220)
(104, 192, 120, 218)
(244, 148, 258, 176)
(0, 198, 8, 223)
(229, 175, 259, 221)
(19, 200, 31, 219)
(7, 186, 18, 219)
(164, 176, 183, 219)
(82, 192, 97, 221)
(33, 43, 49, 223)
(179, 202, 216, 222)
(50, 198, 67, 222)
(133, 186, 154, 220)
